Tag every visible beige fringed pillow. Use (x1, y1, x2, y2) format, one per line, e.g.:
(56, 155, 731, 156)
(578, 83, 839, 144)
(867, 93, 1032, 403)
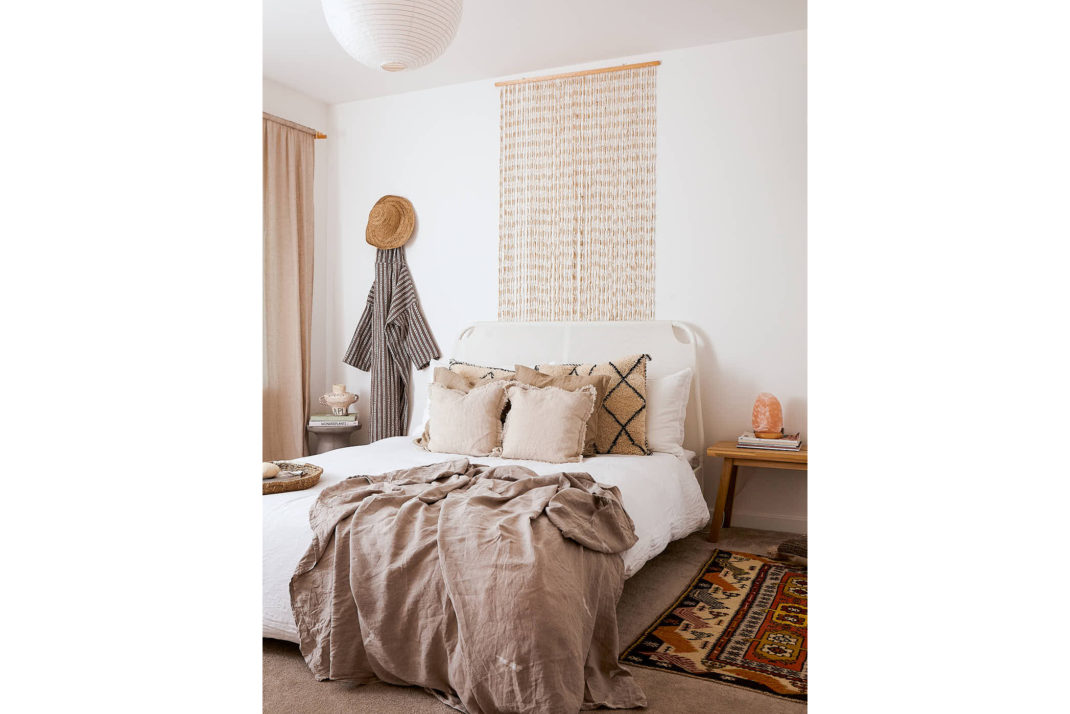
(536, 354, 652, 455)
(415, 367, 509, 449)
(513, 365, 610, 456)
(501, 384, 597, 463)
(425, 381, 509, 456)
(434, 366, 474, 392)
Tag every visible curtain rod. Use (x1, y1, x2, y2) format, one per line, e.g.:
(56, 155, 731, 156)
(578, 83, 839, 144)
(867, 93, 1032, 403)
(263, 112, 327, 139)
(494, 60, 660, 87)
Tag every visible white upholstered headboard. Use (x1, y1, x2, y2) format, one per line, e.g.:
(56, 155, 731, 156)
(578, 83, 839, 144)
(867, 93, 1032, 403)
(443, 320, 705, 482)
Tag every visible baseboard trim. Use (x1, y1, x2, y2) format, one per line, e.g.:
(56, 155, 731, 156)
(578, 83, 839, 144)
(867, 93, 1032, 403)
(708, 507, 807, 534)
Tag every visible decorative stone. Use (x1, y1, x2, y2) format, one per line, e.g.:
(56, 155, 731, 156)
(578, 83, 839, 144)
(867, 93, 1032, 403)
(263, 462, 280, 479)
(751, 393, 784, 438)
(319, 383, 359, 416)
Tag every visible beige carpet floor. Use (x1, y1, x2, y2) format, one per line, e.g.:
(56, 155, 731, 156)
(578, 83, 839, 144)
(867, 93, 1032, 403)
(264, 526, 806, 713)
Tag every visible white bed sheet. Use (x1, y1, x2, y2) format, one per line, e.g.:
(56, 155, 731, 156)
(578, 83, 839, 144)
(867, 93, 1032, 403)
(263, 437, 709, 642)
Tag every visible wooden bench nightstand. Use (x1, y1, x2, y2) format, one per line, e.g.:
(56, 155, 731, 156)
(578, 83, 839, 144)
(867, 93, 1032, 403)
(706, 441, 807, 542)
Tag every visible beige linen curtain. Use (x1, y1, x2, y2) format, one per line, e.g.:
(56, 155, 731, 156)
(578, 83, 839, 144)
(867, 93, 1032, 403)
(263, 114, 315, 460)
(498, 65, 657, 320)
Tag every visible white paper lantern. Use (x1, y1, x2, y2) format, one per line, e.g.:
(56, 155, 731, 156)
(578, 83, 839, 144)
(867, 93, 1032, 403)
(322, 0, 463, 72)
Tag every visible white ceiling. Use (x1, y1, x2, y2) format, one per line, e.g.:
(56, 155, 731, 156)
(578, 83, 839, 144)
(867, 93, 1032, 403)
(264, 0, 806, 105)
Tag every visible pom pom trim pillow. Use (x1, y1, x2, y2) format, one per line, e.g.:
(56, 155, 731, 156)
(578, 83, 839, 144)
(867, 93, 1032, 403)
(425, 381, 509, 457)
(447, 359, 516, 383)
(536, 354, 652, 455)
(501, 384, 597, 463)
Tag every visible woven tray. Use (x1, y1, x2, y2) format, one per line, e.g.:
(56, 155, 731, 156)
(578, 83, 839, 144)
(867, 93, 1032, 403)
(262, 462, 323, 495)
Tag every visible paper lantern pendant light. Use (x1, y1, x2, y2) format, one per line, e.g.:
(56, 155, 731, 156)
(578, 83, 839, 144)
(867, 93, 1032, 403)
(322, 0, 464, 72)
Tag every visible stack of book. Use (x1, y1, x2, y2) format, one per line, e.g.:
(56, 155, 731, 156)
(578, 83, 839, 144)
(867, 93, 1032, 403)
(737, 432, 802, 451)
(308, 413, 358, 428)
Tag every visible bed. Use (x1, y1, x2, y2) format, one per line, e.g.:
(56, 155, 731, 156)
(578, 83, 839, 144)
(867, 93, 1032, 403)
(263, 320, 710, 643)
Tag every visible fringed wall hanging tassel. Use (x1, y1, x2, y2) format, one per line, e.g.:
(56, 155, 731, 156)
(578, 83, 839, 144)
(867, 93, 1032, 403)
(498, 63, 657, 321)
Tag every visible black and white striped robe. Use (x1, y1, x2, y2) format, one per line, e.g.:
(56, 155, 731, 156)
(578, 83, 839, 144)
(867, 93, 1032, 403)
(343, 248, 439, 441)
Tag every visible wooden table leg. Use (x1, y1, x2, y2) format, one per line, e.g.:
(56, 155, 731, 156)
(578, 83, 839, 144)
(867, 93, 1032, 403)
(709, 458, 735, 542)
(723, 464, 739, 528)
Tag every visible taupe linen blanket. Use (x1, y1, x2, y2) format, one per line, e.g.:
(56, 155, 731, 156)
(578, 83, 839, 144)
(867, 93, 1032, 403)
(290, 459, 646, 713)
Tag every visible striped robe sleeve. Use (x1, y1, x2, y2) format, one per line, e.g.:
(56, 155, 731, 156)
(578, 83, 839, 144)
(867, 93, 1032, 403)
(342, 285, 375, 371)
(403, 301, 439, 370)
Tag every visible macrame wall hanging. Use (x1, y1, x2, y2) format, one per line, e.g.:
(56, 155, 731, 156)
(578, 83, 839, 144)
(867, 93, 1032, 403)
(497, 62, 658, 321)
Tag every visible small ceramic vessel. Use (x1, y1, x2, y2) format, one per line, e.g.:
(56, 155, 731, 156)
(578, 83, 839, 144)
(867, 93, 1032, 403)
(320, 384, 358, 416)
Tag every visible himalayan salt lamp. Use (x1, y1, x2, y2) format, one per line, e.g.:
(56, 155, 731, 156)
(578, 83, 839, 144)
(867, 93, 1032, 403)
(751, 393, 784, 438)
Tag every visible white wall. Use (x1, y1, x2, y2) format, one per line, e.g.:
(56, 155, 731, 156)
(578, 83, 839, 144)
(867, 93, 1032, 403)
(324, 31, 807, 532)
(263, 78, 332, 423)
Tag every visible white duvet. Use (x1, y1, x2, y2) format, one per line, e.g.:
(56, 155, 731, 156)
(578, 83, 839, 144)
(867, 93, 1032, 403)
(263, 437, 709, 642)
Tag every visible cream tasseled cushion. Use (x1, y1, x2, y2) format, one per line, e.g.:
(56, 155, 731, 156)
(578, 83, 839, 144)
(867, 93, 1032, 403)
(425, 381, 509, 457)
(501, 384, 597, 463)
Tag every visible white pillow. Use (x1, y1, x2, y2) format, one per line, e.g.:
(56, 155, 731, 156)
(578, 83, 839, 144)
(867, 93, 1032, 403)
(645, 368, 693, 457)
(410, 358, 449, 437)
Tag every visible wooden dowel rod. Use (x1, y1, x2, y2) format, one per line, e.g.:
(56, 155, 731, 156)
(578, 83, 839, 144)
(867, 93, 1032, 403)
(263, 112, 326, 139)
(494, 60, 660, 87)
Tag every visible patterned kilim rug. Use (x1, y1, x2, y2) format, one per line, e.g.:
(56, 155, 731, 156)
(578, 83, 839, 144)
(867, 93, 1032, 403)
(621, 549, 807, 702)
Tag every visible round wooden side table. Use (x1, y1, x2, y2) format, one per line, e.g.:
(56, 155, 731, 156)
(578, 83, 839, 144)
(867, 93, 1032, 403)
(307, 423, 362, 454)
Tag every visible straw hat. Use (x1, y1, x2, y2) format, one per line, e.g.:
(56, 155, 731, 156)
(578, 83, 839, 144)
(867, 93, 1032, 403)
(365, 195, 415, 250)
